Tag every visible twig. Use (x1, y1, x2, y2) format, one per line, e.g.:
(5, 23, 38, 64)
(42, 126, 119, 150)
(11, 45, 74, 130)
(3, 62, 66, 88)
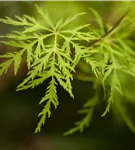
(87, 9, 129, 47)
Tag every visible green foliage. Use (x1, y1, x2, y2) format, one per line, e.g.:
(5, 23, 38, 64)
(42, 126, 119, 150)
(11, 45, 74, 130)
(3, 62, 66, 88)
(64, 81, 100, 135)
(0, 5, 95, 133)
(0, 4, 135, 135)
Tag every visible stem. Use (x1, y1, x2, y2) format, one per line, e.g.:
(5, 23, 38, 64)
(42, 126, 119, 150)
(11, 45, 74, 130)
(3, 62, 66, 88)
(87, 9, 129, 47)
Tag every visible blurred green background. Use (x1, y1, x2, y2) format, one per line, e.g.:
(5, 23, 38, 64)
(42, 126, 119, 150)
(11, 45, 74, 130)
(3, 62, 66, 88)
(0, 1, 135, 150)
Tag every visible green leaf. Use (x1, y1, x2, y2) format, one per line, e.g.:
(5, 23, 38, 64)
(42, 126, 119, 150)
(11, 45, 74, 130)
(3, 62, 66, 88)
(0, 59, 13, 75)
(13, 50, 24, 75)
(35, 77, 58, 133)
(58, 12, 86, 30)
(89, 8, 104, 34)
(35, 4, 54, 29)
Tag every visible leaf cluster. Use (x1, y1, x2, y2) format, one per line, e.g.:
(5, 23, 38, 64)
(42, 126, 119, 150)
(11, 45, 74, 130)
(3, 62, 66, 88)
(64, 7, 135, 135)
(0, 4, 135, 135)
(0, 5, 96, 133)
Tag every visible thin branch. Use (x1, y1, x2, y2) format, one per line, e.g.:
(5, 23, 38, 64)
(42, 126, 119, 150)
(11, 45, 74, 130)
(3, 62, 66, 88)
(87, 9, 129, 47)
